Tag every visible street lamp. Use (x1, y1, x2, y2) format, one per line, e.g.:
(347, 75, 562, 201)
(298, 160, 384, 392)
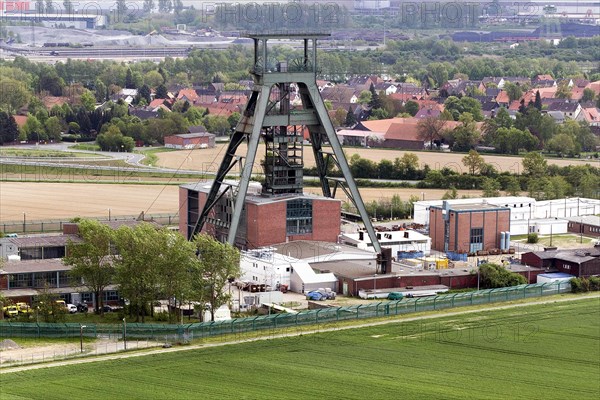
(80, 325, 87, 353)
(123, 318, 127, 350)
(373, 274, 377, 299)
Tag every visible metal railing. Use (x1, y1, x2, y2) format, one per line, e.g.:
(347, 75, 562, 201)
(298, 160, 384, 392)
(0, 214, 179, 234)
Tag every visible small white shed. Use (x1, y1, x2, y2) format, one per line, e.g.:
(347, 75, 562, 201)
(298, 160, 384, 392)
(290, 261, 337, 294)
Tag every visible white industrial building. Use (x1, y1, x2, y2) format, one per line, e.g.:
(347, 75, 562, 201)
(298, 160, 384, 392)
(239, 241, 377, 294)
(414, 197, 600, 235)
(340, 229, 431, 258)
(240, 248, 292, 289)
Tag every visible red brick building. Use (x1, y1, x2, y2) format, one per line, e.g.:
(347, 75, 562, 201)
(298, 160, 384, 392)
(429, 201, 511, 255)
(164, 132, 216, 149)
(179, 182, 341, 249)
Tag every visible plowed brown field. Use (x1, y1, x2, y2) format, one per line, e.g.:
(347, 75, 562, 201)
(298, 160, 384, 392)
(0, 182, 180, 221)
(0, 182, 483, 222)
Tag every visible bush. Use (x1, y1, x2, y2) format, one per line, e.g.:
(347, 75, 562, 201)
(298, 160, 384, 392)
(570, 277, 600, 293)
(478, 263, 527, 289)
(570, 277, 583, 293)
(527, 233, 539, 243)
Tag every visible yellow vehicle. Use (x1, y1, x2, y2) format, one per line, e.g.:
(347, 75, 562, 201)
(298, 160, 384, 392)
(16, 302, 32, 314)
(55, 300, 67, 309)
(3, 305, 19, 318)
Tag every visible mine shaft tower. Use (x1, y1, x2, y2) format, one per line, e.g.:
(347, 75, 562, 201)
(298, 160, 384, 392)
(192, 33, 387, 271)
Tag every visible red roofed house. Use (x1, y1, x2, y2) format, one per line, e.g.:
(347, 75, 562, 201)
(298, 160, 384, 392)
(577, 108, 600, 127)
(177, 88, 200, 104)
(13, 115, 27, 129)
(356, 117, 464, 150)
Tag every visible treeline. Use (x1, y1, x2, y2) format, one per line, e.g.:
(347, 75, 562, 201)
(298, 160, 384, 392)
(321, 151, 600, 200)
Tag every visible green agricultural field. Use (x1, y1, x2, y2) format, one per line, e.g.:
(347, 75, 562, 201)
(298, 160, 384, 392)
(1, 298, 599, 399)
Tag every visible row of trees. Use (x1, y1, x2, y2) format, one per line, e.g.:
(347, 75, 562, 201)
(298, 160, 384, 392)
(333, 151, 600, 201)
(64, 220, 240, 323)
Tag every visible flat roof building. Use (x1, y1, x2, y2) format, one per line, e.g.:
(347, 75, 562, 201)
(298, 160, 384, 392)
(429, 201, 511, 255)
(180, 181, 341, 249)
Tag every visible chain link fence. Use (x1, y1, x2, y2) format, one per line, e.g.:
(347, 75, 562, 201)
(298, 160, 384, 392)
(0, 214, 179, 234)
(0, 282, 571, 345)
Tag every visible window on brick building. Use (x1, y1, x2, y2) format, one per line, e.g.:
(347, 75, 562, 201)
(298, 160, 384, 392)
(286, 199, 312, 235)
(470, 227, 484, 253)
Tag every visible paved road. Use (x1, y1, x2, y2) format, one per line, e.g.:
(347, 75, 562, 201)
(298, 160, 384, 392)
(0, 143, 208, 176)
(1, 293, 597, 374)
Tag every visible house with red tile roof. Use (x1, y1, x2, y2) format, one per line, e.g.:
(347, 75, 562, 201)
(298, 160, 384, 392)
(177, 88, 200, 104)
(576, 107, 600, 127)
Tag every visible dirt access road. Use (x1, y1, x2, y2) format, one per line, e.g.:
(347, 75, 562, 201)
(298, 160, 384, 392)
(1, 294, 597, 374)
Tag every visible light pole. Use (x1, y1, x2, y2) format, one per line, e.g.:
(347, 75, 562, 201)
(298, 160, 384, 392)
(80, 325, 87, 353)
(373, 274, 377, 299)
(477, 267, 480, 291)
(22, 212, 26, 233)
(123, 318, 127, 350)
(108, 208, 111, 221)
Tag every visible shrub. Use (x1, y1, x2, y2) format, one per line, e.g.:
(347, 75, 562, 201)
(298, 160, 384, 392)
(527, 233, 539, 243)
(479, 263, 527, 289)
(570, 277, 583, 293)
(570, 277, 600, 293)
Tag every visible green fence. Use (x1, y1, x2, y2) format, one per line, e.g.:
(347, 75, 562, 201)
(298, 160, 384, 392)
(0, 281, 571, 341)
(0, 213, 179, 234)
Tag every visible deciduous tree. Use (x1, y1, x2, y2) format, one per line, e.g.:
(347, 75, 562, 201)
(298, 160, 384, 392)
(192, 234, 240, 322)
(64, 219, 115, 314)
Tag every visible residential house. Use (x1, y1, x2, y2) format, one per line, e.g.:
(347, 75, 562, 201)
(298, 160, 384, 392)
(111, 88, 138, 105)
(177, 88, 200, 104)
(321, 85, 358, 104)
(546, 101, 582, 120)
(148, 98, 173, 109)
(576, 107, 600, 127)
(546, 111, 565, 124)
(495, 90, 511, 106)
(374, 82, 397, 95)
(532, 74, 556, 88)
(482, 76, 530, 89)
(346, 76, 376, 92)
(316, 80, 334, 92)
(414, 106, 443, 119)
(129, 108, 160, 120)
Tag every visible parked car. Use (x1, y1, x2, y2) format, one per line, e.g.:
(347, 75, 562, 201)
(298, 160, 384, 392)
(3, 305, 19, 318)
(76, 303, 88, 313)
(306, 290, 337, 301)
(387, 292, 404, 301)
(306, 291, 324, 301)
(66, 304, 78, 314)
(102, 305, 116, 313)
(16, 302, 32, 314)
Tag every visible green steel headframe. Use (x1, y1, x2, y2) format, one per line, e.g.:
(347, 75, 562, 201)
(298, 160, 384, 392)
(191, 33, 384, 268)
